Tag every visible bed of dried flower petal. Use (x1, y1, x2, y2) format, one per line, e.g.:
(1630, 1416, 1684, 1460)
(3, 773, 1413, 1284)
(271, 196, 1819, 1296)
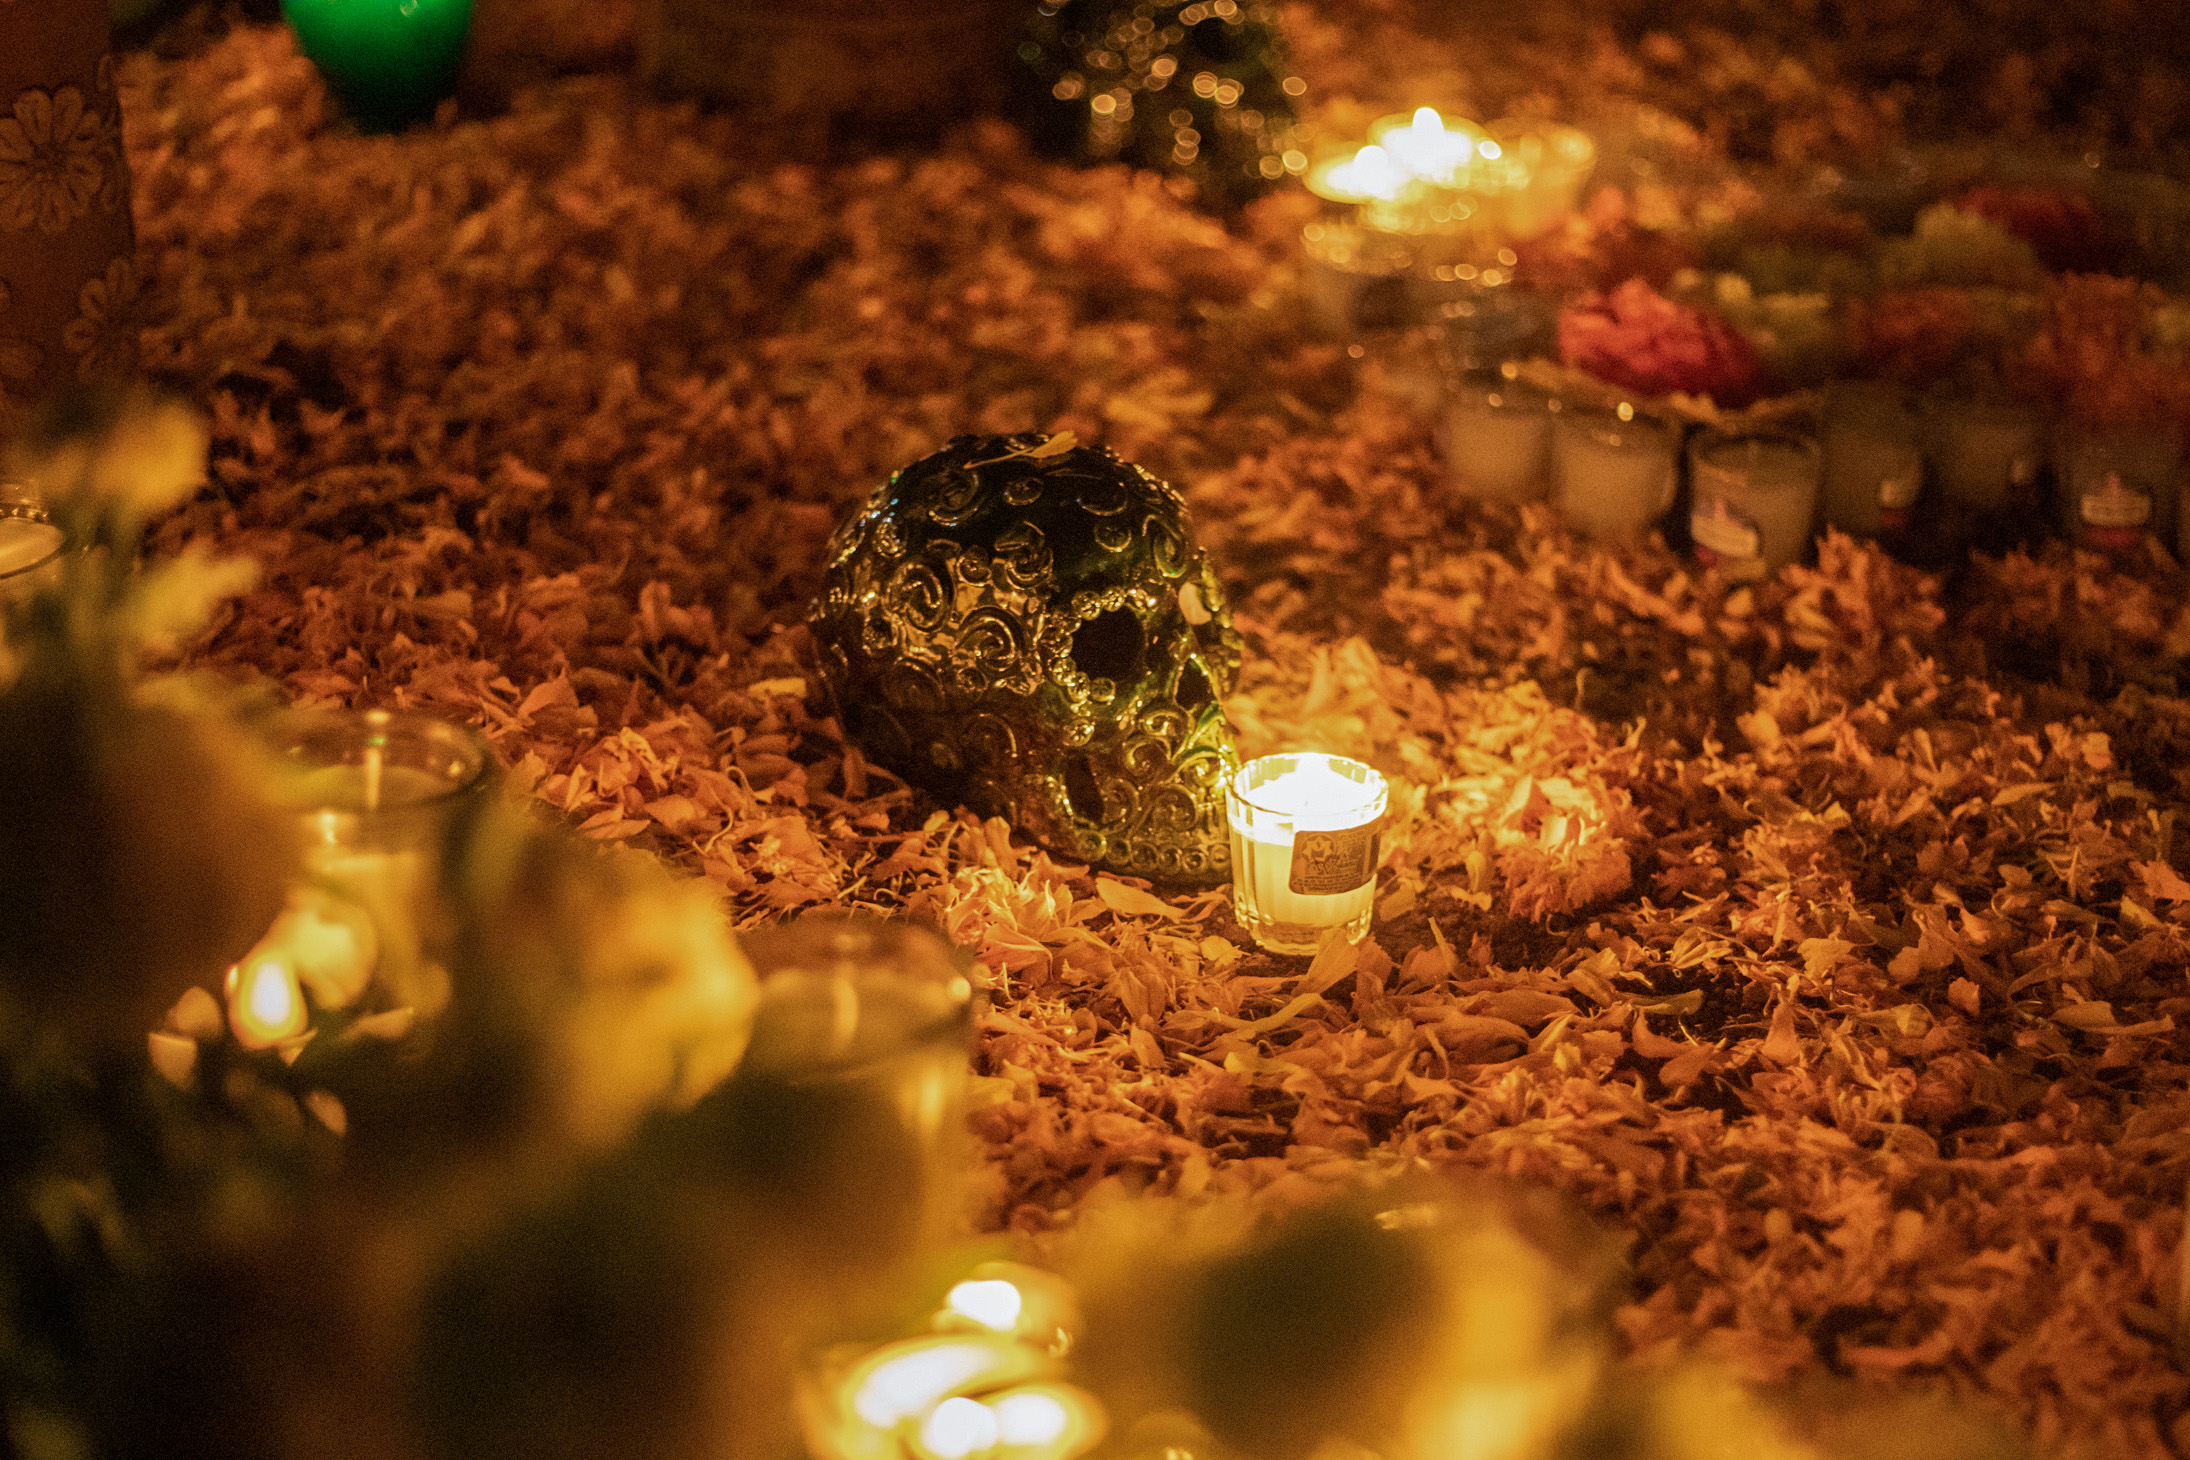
(121, 14, 2190, 1460)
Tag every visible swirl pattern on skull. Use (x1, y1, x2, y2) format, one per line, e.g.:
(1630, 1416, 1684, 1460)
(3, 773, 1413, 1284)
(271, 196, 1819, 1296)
(812, 434, 1242, 886)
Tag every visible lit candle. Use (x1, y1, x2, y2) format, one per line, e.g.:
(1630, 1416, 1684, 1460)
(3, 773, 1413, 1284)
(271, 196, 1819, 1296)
(1550, 403, 1680, 542)
(1226, 753, 1388, 955)
(282, 0, 474, 132)
(1368, 107, 1491, 185)
(1686, 427, 1821, 577)
(1304, 144, 1415, 207)
(266, 707, 492, 1021)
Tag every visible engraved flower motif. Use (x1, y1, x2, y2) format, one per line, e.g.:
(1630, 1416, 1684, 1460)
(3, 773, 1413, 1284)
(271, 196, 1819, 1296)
(62, 254, 137, 380)
(0, 86, 108, 235)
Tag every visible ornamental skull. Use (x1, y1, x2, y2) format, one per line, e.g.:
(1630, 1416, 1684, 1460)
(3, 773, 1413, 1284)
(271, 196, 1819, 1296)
(811, 434, 1242, 886)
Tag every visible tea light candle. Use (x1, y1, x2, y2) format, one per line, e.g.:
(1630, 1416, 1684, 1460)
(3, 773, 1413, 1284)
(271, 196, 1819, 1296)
(1551, 403, 1680, 542)
(1444, 373, 1557, 502)
(1304, 144, 1416, 207)
(283, 0, 474, 131)
(1687, 428, 1821, 577)
(1368, 107, 1492, 186)
(1226, 753, 1388, 955)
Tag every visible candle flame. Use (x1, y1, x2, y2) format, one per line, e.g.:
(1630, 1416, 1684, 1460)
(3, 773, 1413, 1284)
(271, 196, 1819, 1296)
(227, 954, 309, 1048)
(993, 1392, 1072, 1447)
(852, 1341, 1022, 1429)
(919, 1397, 1000, 1460)
(1410, 105, 1444, 134)
(946, 1279, 1026, 1334)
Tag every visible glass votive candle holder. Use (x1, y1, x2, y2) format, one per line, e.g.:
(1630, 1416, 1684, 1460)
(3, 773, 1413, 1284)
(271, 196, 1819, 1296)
(1443, 370, 1559, 503)
(1686, 426, 1822, 578)
(1226, 753, 1388, 956)
(1301, 220, 1415, 335)
(2054, 427, 2180, 551)
(1480, 118, 1597, 238)
(0, 500, 64, 605)
(1820, 381, 1923, 536)
(1920, 395, 2045, 512)
(263, 706, 495, 1014)
(1550, 403, 1680, 542)
(717, 914, 977, 1327)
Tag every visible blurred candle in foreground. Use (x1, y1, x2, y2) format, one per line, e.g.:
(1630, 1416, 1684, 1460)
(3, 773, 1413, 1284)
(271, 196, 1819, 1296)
(1551, 403, 1680, 542)
(0, 503, 63, 603)
(226, 951, 308, 1049)
(1226, 753, 1388, 955)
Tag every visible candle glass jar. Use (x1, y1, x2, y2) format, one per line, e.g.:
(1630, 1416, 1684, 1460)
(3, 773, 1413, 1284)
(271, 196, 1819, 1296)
(1687, 426, 1822, 578)
(1226, 753, 1388, 955)
(710, 913, 976, 1337)
(1820, 382, 1923, 537)
(1551, 404, 1680, 542)
(1302, 221, 1415, 335)
(2054, 427, 2180, 552)
(1442, 370, 1559, 504)
(0, 501, 64, 605)
(1921, 395, 2045, 512)
(283, 0, 474, 131)
(265, 707, 494, 1017)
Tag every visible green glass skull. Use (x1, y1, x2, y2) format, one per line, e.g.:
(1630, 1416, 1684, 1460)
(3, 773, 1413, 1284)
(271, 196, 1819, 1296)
(811, 434, 1242, 886)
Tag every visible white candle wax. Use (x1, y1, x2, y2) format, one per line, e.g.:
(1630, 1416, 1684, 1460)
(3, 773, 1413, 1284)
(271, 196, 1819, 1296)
(1551, 407, 1678, 541)
(1688, 431, 1820, 576)
(1445, 380, 1554, 502)
(1227, 753, 1388, 955)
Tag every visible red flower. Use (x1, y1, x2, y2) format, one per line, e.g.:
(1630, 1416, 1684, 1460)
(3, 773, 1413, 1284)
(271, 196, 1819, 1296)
(1555, 277, 1764, 407)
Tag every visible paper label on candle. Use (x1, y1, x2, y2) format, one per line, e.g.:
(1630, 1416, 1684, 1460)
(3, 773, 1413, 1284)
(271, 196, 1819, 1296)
(1289, 824, 1380, 895)
(2082, 474, 2151, 529)
(1690, 499, 1760, 563)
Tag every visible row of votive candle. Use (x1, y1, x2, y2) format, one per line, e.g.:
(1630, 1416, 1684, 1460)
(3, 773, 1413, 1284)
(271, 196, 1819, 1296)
(1441, 369, 2189, 571)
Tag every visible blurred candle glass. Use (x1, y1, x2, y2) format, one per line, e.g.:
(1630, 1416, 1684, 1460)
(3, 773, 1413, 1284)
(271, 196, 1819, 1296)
(1921, 395, 2045, 512)
(1821, 382, 1923, 536)
(0, 502, 63, 605)
(1227, 753, 1387, 955)
(1687, 426, 1821, 578)
(265, 707, 492, 1019)
(1551, 403, 1680, 542)
(715, 914, 976, 1334)
(1300, 220, 1414, 335)
(1443, 371, 1558, 503)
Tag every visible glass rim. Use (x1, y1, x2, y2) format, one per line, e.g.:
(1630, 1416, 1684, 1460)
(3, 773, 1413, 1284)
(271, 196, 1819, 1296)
(269, 705, 494, 814)
(0, 509, 64, 581)
(1228, 751, 1389, 820)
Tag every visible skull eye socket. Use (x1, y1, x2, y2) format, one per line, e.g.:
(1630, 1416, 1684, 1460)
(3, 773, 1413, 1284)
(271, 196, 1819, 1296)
(1063, 754, 1106, 824)
(1177, 661, 1213, 711)
(1071, 609, 1143, 684)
